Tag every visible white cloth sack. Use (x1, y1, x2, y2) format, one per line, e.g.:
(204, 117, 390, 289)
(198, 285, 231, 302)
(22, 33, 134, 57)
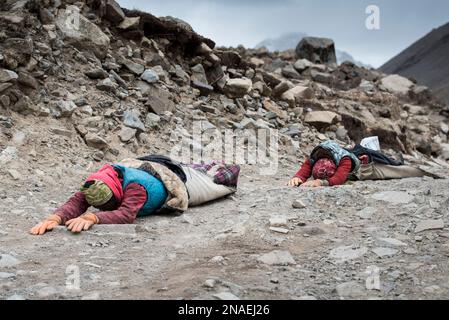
(182, 166, 235, 207)
(360, 136, 380, 151)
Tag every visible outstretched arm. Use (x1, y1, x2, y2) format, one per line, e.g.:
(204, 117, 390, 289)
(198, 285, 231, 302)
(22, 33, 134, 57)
(54, 192, 91, 224)
(30, 192, 90, 235)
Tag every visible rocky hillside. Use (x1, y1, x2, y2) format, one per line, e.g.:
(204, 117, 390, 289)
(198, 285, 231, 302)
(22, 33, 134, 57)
(381, 22, 449, 105)
(1, 0, 449, 173)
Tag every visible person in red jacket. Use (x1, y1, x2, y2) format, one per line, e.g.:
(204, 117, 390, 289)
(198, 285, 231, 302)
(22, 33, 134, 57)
(287, 139, 434, 188)
(288, 157, 353, 188)
(287, 140, 361, 188)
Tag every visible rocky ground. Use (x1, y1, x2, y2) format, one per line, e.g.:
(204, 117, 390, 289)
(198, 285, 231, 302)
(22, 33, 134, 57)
(1, 163, 449, 300)
(1, 0, 449, 300)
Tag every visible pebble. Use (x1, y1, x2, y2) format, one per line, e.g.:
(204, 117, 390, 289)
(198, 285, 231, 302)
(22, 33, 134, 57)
(269, 227, 289, 234)
(213, 292, 240, 300)
(7, 169, 22, 180)
(269, 217, 288, 227)
(257, 250, 296, 266)
(204, 279, 216, 288)
(415, 219, 445, 233)
(292, 199, 306, 209)
(209, 256, 225, 264)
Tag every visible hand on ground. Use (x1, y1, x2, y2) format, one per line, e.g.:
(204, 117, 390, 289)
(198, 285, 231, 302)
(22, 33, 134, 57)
(287, 177, 303, 187)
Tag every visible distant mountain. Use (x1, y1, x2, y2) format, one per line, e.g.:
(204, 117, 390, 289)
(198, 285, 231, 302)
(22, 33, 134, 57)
(380, 22, 449, 104)
(256, 32, 372, 69)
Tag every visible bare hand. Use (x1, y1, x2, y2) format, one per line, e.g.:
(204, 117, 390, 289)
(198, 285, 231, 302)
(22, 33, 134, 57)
(287, 177, 303, 187)
(30, 215, 61, 235)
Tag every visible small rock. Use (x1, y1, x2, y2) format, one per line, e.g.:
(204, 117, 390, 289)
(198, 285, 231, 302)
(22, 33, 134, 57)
(292, 199, 306, 209)
(96, 78, 117, 92)
(7, 169, 21, 180)
(269, 227, 289, 234)
(105, 0, 125, 23)
(204, 279, 216, 288)
(140, 69, 159, 84)
(146, 113, 161, 128)
(85, 68, 108, 79)
(209, 256, 225, 264)
(223, 78, 252, 98)
(213, 292, 240, 300)
(380, 74, 414, 95)
(270, 277, 279, 284)
(118, 127, 137, 142)
(0, 146, 18, 164)
(118, 16, 140, 30)
(294, 59, 313, 72)
(329, 246, 368, 263)
(170, 64, 190, 85)
(257, 250, 296, 266)
(0, 254, 21, 268)
(123, 59, 144, 75)
(0, 68, 18, 82)
(18, 72, 38, 89)
(191, 80, 214, 96)
(269, 217, 288, 227)
(305, 111, 339, 128)
(356, 207, 376, 219)
(85, 133, 109, 150)
(415, 219, 445, 233)
(123, 110, 145, 131)
(190, 64, 208, 84)
(50, 127, 72, 138)
(50, 100, 77, 118)
(372, 247, 399, 258)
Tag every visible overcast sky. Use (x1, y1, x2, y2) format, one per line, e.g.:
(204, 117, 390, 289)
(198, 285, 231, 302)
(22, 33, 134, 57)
(117, 0, 449, 68)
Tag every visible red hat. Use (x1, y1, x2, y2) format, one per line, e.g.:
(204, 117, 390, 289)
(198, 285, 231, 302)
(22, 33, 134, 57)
(312, 158, 337, 180)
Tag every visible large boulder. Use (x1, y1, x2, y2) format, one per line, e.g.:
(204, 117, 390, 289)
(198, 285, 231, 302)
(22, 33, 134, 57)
(55, 6, 110, 59)
(295, 37, 337, 65)
(380, 74, 414, 96)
